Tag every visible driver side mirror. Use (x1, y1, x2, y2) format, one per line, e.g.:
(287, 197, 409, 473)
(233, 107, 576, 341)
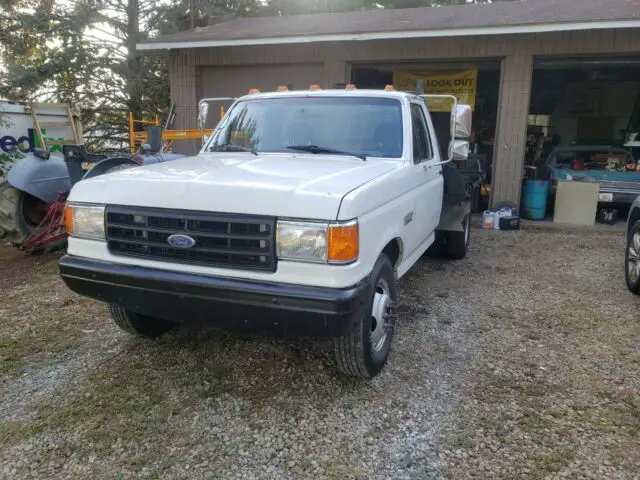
(452, 140, 470, 161)
(453, 104, 472, 139)
(197, 102, 209, 131)
(449, 104, 472, 161)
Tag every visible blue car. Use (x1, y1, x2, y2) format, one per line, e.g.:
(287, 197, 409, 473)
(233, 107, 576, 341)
(547, 145, 639, 209)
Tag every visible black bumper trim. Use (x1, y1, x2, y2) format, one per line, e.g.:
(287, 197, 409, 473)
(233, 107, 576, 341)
(59, 255, 371, 337)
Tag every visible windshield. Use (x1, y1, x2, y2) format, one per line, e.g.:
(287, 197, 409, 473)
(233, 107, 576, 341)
(206, 96, 404, 158)
(554, 149, 633, 171)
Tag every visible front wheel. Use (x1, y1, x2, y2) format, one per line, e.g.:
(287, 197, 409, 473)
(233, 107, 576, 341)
(109, 305, 176, 338)
(625, 221, 640, 294)
(333, 254, 397, 379)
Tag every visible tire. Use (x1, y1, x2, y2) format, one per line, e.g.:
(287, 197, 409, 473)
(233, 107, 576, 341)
(333, 254, 397, 379)
(0, 182, 67, 252)
(109, 305, 176, 338)
(442, 213, 470, 260)
(0, 182, 22, 244)
(625, 221, 640, 294)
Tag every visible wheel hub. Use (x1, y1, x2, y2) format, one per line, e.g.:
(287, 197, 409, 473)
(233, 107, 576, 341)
(370, 279, 393, 353)
(628, 233, 640, 282)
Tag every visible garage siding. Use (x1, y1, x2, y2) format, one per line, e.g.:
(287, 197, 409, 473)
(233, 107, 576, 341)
(169, 29, 640, 204)
(200, 63, 324, 99)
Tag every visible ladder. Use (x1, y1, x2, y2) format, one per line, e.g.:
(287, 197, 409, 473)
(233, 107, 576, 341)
(29, 103, 81, 151)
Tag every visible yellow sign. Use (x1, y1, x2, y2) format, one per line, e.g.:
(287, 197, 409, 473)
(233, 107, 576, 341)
(393, 69, 478, 112)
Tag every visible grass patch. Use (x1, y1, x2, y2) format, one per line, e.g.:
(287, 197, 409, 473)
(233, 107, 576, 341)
(322, 449, 367, 479)
(35, 259, 60, 276)
(0, 315, 91, 376)
(526, 447, 576, 478)
(2, 328, 333, 470)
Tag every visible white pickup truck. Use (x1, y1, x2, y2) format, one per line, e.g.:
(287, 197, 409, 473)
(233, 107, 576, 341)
(59, 88, 474, 378)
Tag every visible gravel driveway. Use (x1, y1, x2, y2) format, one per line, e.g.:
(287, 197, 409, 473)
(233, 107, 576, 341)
(1, 226, 638, 479)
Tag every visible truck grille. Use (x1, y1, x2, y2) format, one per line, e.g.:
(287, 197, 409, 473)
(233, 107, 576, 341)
(105, 206, 276, 272)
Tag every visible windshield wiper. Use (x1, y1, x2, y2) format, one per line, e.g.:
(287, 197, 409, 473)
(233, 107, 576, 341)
(209, 144, 258, 155)
(286, 145, 367, 161)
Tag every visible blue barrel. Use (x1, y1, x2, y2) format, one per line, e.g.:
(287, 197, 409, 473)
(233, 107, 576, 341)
(522, 180, 549, 220)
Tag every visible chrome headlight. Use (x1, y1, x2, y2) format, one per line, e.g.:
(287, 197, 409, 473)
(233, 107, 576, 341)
(65, 204, 105, 240)
(276, 220, 358, 264)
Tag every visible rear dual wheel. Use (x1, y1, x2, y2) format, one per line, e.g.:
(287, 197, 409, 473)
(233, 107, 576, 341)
(428, 213, 470, 260)
(443, 213, 471, 260)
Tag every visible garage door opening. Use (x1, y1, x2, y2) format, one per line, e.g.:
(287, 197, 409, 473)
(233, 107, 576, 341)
(352, 60, 501, 211)
(527, 56, 640, 171)
(526, 55, 640, 224)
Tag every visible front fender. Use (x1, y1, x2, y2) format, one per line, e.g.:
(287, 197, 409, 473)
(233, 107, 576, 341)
(7, 153, 71, 204)
(81, 157, 138, 181)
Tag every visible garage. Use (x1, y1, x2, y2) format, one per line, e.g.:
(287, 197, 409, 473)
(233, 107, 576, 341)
(522, 55, 640, 223)
(141, 0, 640, 209)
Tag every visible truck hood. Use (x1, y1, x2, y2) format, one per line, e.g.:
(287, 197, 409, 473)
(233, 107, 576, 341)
(69, 152, 400, 219)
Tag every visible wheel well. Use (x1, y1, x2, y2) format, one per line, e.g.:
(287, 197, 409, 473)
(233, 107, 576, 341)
(382, 238, 403, 267)
(629, 208, 640, 235)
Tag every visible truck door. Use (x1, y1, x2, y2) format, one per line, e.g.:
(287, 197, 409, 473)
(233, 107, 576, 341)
(410, 102, 444, 243)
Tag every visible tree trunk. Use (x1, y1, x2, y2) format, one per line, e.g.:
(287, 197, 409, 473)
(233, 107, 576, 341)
(126, 0, 143, 128)
(188, 0, 196, 29)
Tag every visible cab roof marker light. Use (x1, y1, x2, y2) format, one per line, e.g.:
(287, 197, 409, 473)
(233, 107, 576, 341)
(309, 84, 321, 90)
(248, 88, 260, 94)
(384, 85, 396, 91)
(277, 85, 289, 91)
(345, 84, 357, 90)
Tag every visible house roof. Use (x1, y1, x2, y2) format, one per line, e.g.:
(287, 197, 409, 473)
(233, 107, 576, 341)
(138, 0, 640, 50)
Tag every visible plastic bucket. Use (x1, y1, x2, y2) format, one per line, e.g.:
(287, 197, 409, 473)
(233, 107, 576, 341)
(482, 211, 495, 229)
(522, 180, 549, 221)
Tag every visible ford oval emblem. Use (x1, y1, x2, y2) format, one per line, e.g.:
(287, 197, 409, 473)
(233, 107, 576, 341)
(167, 234, 196, 249)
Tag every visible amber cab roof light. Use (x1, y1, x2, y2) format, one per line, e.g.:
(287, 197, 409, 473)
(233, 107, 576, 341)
(309, 84, 321, 90)
(345, 83, 357, 90)
(248, 88, 260, 94)
(276, 85, 289, 91)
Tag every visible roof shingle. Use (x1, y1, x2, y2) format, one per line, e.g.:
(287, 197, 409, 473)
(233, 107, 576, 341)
(138, 0, 640, 49)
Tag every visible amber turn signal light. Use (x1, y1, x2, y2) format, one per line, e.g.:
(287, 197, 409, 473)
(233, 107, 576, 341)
(328, 222, 359, 264)
(64, 205, 74, 234)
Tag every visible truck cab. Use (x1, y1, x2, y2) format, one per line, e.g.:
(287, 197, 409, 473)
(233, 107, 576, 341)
(59, 88, 473, 379)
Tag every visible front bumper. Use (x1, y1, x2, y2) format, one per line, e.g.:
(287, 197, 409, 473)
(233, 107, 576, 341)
(59, 255, 370, 337)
